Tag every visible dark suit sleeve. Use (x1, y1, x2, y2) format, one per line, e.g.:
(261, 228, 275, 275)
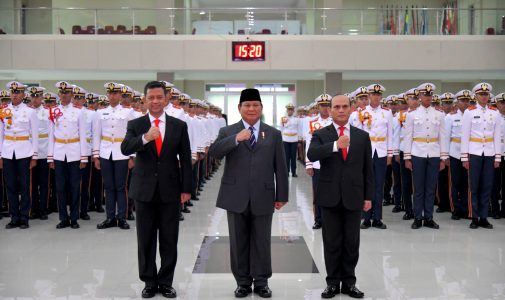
(208, 127, 238, 159)
(121, 119, 146, 156)
(273, 130, 289, 202)
(307, 130, 335, 162)
(178, 122, 193, 193)
(363, 133, 374, 200)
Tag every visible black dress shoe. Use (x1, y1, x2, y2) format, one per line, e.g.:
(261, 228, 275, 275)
(469, 218, 479, 229)
(234, 285, 252, 298)
(141, 286, 157, 298)
(491, 213, 501, 220)
(312, 222, 322, 230)
(186, 201, 193, 207)
(70, 220, 80, 229)
(158, 284, 176, 298)
(392, 206, 402, 213)
(56, 220, 70, 229)
(6, 220, 19, 229)
(423, 219, 440, 229)
(39, 213, 48, 220)
(179, 213, 184, 221)
(196, 191, 201, 196)
(436, 207, 444, 213)
(97, 218, 117, 229)
(292, 174, 298, 178)
(80, 213, 90, 220)
(451, 213, 460, 220)
(182, 207, 191, 213)
(30, 212, 40, 220)
(341, 285, 364, 298)
(253, 286, 272, 298)
(96, 206, 105, 213)
(403, 212, 414, 220)
(191, 196, 200, 201)
(411, 219, 423, 229)
(127, 213, 135, 221)
(19, 221, 29, 229)
(479, 218, 493, 229)
(360, 220, 371, 229)
(321, 285, 340, 298)
(118, 219, 130, 230)
(372, 220, 387, 229)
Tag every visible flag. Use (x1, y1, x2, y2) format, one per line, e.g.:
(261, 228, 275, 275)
(404, 6, 409, 35)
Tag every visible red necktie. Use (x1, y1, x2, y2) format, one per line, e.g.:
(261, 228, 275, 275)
(154, 119, 162, 156)
(339, 126, 348, 161)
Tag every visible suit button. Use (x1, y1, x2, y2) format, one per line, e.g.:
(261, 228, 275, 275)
(154, 173, 158, 177)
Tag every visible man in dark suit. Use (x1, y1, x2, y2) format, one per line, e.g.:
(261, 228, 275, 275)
(121, 81, 192, 299)
(307, 94, 374, 299)
(209, 88, 289, 299)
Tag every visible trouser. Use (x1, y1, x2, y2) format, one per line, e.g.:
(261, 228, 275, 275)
(400, 152, 413, 213)
(80, 156, 92, 214)
(31, 158, 49, 215)
(54, 158, 80, 222)
(449, 156, 468, 216)
(468, 154, 494, 219)
(312, 168, 321, 224)
(283, 141, 298, 175)
(392, 158, 402, 208)
(100, 157, 128, 220)
(90, 163, 103, 210)
(127, 168, 135, 215)
(227, 206, 273, 287)
(364, 151, 386, 221)
(321, 203, 361, 287)
(490, 157, 505, 216)
(4, 156, 31, 223)
(191, 162, 199, 198)
(136, 185, 180, 287)
(411, 156, 440, 220)
(384, 164, 393, 203)
(437, 167, 451, 211)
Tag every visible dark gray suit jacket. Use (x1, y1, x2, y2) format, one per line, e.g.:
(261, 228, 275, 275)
(209, 121, 289, 216)
(307, 124, 374, 211)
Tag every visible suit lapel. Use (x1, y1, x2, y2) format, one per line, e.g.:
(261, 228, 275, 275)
(253, 122, 267, 151)
(160, 113, 171, 157)
(347, 125, 358, 161)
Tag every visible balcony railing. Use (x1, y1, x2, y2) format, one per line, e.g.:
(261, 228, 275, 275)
(0, 7, 504, 36)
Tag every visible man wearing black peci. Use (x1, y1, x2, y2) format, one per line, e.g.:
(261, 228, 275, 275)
(308, 94, 373, 299)
(121, 81, 192, 298)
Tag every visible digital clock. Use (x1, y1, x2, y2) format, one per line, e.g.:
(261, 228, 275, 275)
(232, 41, 266, 61)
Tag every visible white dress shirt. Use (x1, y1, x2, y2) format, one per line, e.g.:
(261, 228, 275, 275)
(142, 112, 166, 145)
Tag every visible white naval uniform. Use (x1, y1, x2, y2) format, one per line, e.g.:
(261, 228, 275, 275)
(0, 103, 39, 159)
(404, 106, 448, 160)
(35, 106, 50, 160)
(460, 103, 502, 162)
(356, 105, 393, 158)
(280, 115, 301, 143)
(304, 114, 332, 170)
(93, 105, 136, 160)
(444, 109, 464, 160)
(48, 104, 87, 163)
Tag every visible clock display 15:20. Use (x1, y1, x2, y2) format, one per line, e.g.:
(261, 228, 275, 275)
(232, 41, 266, 61)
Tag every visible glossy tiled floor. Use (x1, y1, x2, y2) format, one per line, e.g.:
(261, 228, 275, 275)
(1, 163, 504, 299)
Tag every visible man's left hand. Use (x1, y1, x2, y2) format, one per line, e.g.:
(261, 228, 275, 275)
(274, 202, 286, 210)
(363, 200, 372, 212)
(128, 158, 135, 169)
(180, 193, 191, 203)
(29, 159, 37, 169)
(439, 161, 445, 171)
(387, 156, 392, 166)
(495, 161, 501, 168)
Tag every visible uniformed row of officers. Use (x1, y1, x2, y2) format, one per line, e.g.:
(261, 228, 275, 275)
(0, 80, 226, 229)
(280, 82, 504, 230)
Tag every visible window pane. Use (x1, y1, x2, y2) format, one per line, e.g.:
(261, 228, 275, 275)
(260, 95, 274, 126)
(207, 94, 225, 110)
(226, 94, 241, 125)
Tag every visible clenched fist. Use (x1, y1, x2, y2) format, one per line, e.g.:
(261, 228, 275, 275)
(144, 126, 161, 142)
(236, 129, 252, 143)
(336, 135, 350, 150)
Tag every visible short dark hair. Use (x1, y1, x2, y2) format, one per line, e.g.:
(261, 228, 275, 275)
(144, 81, 167, 96)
